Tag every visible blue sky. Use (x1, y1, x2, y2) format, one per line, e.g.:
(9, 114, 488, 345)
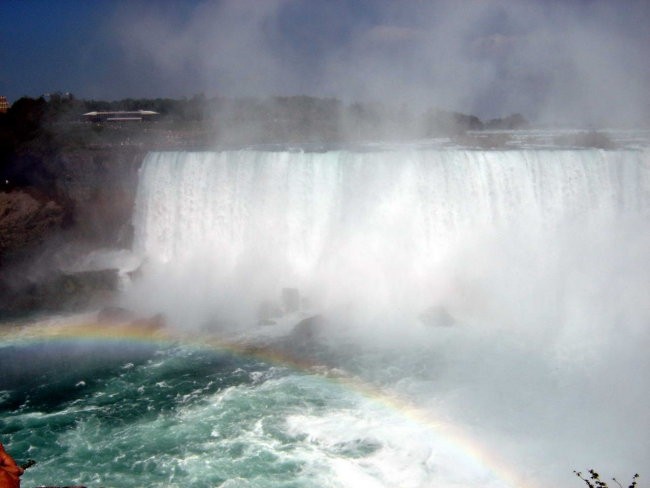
(1, 0, 649, 125)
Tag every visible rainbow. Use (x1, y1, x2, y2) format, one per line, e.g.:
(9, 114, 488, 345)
(0, 316, 535, 488)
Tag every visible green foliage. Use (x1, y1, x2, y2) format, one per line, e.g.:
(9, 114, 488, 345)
(574, 469, 640, 488)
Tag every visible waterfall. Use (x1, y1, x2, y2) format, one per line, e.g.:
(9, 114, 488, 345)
(134, 149, 649, 262)
(124, 148, 650, 482)
(129, 148, 649, 330)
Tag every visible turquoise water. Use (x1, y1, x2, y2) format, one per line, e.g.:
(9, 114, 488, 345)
(2, 317, 647, 488)
(0, 340, 374, 487)
(1, 326, 545, 488)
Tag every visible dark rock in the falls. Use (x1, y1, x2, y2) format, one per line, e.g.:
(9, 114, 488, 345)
(290, 314, 327, 345)
(129, 312, 165, 331)
(49, 269, 119, 305)
(125, 257, 148, 283)
(97, 305, 136, 323)
(0, 268, 120, 317)
(97, 306, 166, 332)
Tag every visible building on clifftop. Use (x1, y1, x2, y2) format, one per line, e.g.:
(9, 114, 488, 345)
(82, 110, 160, 123)
(0, 96, 9, 113)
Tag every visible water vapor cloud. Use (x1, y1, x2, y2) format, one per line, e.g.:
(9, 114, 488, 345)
(109, 0, 650, 126)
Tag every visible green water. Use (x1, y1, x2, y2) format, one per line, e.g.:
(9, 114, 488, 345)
(1, 320, 646, 488)
(0, 340, 365, 487)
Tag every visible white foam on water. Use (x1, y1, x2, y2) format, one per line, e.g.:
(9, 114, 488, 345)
(285, 402, 508, 488)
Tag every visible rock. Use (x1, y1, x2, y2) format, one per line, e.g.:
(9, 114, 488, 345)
(129, 313, 165, 331)
(290, 314, 326, 345)
(0, 189, 65, 260)
(0, 147, 144, 318)
(0, 268, 120, 317)
(97, 306, 136, 323)
(49, 148, 143, 247)
(97, 307, 165, 332)
(1, 147, 143, 274)
(127, 263, 143, 282)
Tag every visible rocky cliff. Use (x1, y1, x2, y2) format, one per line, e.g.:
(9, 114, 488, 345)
(0, 190, 65, 259)
(0, 146, 144, 317)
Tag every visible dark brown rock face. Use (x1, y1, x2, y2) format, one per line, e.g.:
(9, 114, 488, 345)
(0, 147, 144, 317)
(1, 146, 143, 262)
(0, 189, 65, 259)
(49, 147, 143, 248)
(0, 269, 120, 317)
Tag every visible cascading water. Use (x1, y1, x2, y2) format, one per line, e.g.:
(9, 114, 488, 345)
(127, 149, 649, 333)
(2, 148, 648, 488)
(125, 148, 650, 484)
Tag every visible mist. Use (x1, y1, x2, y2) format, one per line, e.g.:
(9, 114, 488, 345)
(107, 0, 650, 128)
(115, 148, 650, 486)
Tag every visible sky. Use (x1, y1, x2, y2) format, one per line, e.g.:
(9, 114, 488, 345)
(1, 0, 649, 126)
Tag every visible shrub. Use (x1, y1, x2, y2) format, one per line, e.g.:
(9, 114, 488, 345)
(574, 469, 639, 488)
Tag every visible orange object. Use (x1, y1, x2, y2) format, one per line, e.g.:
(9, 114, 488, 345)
(0, 443, 23, 488)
